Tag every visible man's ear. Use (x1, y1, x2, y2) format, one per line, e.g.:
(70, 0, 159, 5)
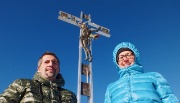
(37, 66, 40, 72)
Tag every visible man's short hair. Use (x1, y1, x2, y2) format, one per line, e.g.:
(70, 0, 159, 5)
(38, 51, 60, 67)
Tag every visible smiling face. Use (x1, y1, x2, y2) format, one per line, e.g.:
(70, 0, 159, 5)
(38, 55, 60, 81)
(117, 50, 135, 68)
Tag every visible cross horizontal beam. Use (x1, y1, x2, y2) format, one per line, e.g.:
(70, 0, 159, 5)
(58, 11, 111, 38)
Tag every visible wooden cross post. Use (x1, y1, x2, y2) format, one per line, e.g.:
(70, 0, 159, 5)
(58, 11, 110, 103)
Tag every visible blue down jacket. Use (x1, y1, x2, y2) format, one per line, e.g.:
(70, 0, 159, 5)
(104, 42, 179, 103)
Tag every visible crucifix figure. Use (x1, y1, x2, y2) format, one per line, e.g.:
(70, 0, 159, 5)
(58, 11, 110, 62)
(77, 22, 101, 62)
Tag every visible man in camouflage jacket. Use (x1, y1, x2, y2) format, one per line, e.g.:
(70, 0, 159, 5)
(0, 52, 77, 103)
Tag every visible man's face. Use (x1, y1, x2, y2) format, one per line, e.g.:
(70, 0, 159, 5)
(117, 50, 135, 68)
(38, 55, 60, 81)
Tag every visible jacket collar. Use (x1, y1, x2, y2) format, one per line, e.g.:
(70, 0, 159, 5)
(118, 63, 144, 78)
(33, 72, 65, 87)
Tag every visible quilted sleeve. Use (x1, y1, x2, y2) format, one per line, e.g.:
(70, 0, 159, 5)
(104, 86, 111, 103)
(0, 79, 26, 103)
(155, 72, 179, 103)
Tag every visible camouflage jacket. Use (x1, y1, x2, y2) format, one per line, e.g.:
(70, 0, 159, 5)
(0, 72, 77, 103)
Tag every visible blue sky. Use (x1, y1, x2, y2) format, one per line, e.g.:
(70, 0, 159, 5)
(0, 0, 180, 102)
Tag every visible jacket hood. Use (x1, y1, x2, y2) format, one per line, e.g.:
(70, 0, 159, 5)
(113, 42, 142, 70)
(33, 72, 65, 87)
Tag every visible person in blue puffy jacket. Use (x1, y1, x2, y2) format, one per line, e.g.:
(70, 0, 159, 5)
(104, 42, 179, 103)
